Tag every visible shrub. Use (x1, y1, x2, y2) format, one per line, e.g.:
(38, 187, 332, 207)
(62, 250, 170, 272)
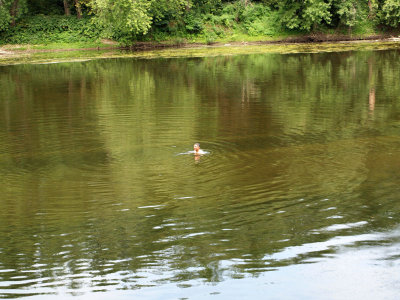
(241, 4, 282, 36)
(205, 32, 217, 44)
(380, 0, 400, 27)
(0, 6, 11, 33)
(184, 13, 204, 33)
(0, 15, 103, 44)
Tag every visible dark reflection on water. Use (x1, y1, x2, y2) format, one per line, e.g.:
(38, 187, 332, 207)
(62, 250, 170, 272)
(0, 49, 400, 299)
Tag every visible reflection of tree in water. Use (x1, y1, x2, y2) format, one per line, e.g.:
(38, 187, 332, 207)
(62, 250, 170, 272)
(0, 50, 400, 292)
(368, 56, 376, 112)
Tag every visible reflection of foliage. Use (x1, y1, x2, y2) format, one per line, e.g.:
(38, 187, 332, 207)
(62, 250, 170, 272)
(0, 49, 400, 292)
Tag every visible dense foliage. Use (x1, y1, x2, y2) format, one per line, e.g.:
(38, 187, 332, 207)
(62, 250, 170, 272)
(0, 0, 400, 45)
(1, 15, 102, 44)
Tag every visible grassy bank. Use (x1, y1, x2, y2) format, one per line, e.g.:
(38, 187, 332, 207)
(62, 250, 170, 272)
(1, 11, 400, 55)
(1, 32, 399, 54)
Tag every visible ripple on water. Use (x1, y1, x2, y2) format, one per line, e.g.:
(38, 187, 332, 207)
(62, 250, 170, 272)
(1, 50, 400, 299)
(317, 221, 369, 233)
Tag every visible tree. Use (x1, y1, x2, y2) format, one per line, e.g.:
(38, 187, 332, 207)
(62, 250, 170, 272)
(0, 0, 27, 27)
(368, 0, 377, 18)
(380, 0, 400, 27)
(0, 0, 11, 31)
(277, 0, 332, 31)
(301, 0, 332, 30)
(10, 0, 19, 26)
(63, 0, 70, 15)
(74, 0, 82, 18)
(63, 0, 87, 18)
(332, 0, 370, 32)
(91, 0, 153, 37)
(335, 0, 358, 29)
(150, 0, 191, 24)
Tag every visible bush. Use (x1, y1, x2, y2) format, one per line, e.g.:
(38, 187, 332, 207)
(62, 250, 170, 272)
(184, 13, 204, 33)
(0, 15, 103, 44)
(0, 6, 11, 33)
(247, 13, 283, 35)
(380, 0, 400, 27)
(205, 31, 217, 44)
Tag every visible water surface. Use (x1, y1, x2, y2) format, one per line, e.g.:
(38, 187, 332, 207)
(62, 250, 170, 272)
(0, 48, 400, 299)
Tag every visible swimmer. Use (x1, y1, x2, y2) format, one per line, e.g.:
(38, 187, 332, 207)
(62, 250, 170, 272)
(193, 143, 201, 155)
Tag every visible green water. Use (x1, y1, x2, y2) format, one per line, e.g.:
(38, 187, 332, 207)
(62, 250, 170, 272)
(0, 48, 400, 299)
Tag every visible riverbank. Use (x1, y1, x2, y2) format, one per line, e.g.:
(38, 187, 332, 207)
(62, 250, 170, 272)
(1, 34, 400, 66)
(1, 32, 400, 55)
(126, 32, 400, 50)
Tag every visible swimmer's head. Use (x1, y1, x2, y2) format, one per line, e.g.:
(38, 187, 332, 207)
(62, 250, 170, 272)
(194, 143, 200, 152)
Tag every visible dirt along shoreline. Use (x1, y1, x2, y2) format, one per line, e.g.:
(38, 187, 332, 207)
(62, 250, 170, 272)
(126, 33, 400, 50)
(1, 33, 400, 60)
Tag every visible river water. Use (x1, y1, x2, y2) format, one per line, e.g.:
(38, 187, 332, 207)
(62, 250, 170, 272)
(0, 47, 400, 299)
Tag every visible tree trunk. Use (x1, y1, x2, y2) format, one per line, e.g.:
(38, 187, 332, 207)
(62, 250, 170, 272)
(10, 0, 19, 26)
(368, 0, 372, 17)
(368, 57, 375, 111)
(75, 0, 82, 19)
(64, 0, 71, 16)
(368, 0, 374, 19)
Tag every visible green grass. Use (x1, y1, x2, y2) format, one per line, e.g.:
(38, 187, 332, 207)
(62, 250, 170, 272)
(29, 41, 113, 50)
(1, 41, 117, 51)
